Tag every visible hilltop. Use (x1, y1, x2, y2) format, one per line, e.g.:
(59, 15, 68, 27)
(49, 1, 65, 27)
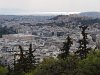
(79, 12, 100, 18)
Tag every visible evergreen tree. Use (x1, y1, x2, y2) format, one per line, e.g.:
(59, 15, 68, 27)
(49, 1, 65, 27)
(27, 44, 36, 70)
(14, 45, 27, 74)
(14, 44, 36, 74)
(58, 36, 73, 59)
(75, 26, 91, 59)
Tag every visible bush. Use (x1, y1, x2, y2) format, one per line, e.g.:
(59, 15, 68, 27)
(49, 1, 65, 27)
(26, 50, 100, 75)
(77, 50, 100, 75)
(26, 55, 79, 75)
(0, 66, 8, 75)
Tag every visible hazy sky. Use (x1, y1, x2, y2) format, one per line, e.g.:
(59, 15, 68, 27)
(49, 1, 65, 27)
(0, 0, 100, 12)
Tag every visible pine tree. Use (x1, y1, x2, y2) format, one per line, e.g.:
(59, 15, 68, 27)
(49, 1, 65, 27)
(14, 45, 27, 73)
(14, 44, 36, 73)
(58, 36, 73, 59)
(27, 44, 36, 70)
(75, 26, 91, 59)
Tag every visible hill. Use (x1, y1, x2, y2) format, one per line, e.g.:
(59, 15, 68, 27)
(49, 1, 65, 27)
(79, 12, 100, 18)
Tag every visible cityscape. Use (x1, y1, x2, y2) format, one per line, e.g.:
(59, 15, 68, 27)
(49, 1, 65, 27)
(0, 0, 100, 75)
(0, 13, 100, 69)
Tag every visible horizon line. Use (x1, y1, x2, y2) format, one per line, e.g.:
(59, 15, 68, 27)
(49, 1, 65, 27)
(0, 12, 81, 16)
(0, 11, 100, 16)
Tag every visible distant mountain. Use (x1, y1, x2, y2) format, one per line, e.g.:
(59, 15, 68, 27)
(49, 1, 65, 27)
(79, 12, 100, 18)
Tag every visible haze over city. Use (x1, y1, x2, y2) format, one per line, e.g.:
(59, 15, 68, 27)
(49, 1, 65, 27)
(0, 0, 99, 15)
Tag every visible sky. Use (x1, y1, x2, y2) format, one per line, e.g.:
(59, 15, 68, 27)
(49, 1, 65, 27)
(0, 0, 100, 14)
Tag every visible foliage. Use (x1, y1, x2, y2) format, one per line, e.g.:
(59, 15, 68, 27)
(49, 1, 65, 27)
(77, 50, 100, 75)
(0, 66, 8, 75)
(75, 26, 91, 59)
(0, 26, 17, 37)
(14, 45, 27, 73)
(58, 36, 73, 59)
(26, 50, 100, 75)
(26, 56, 79, 75)
(26, 44, 36, 70)
(13, 44, 36, 75)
